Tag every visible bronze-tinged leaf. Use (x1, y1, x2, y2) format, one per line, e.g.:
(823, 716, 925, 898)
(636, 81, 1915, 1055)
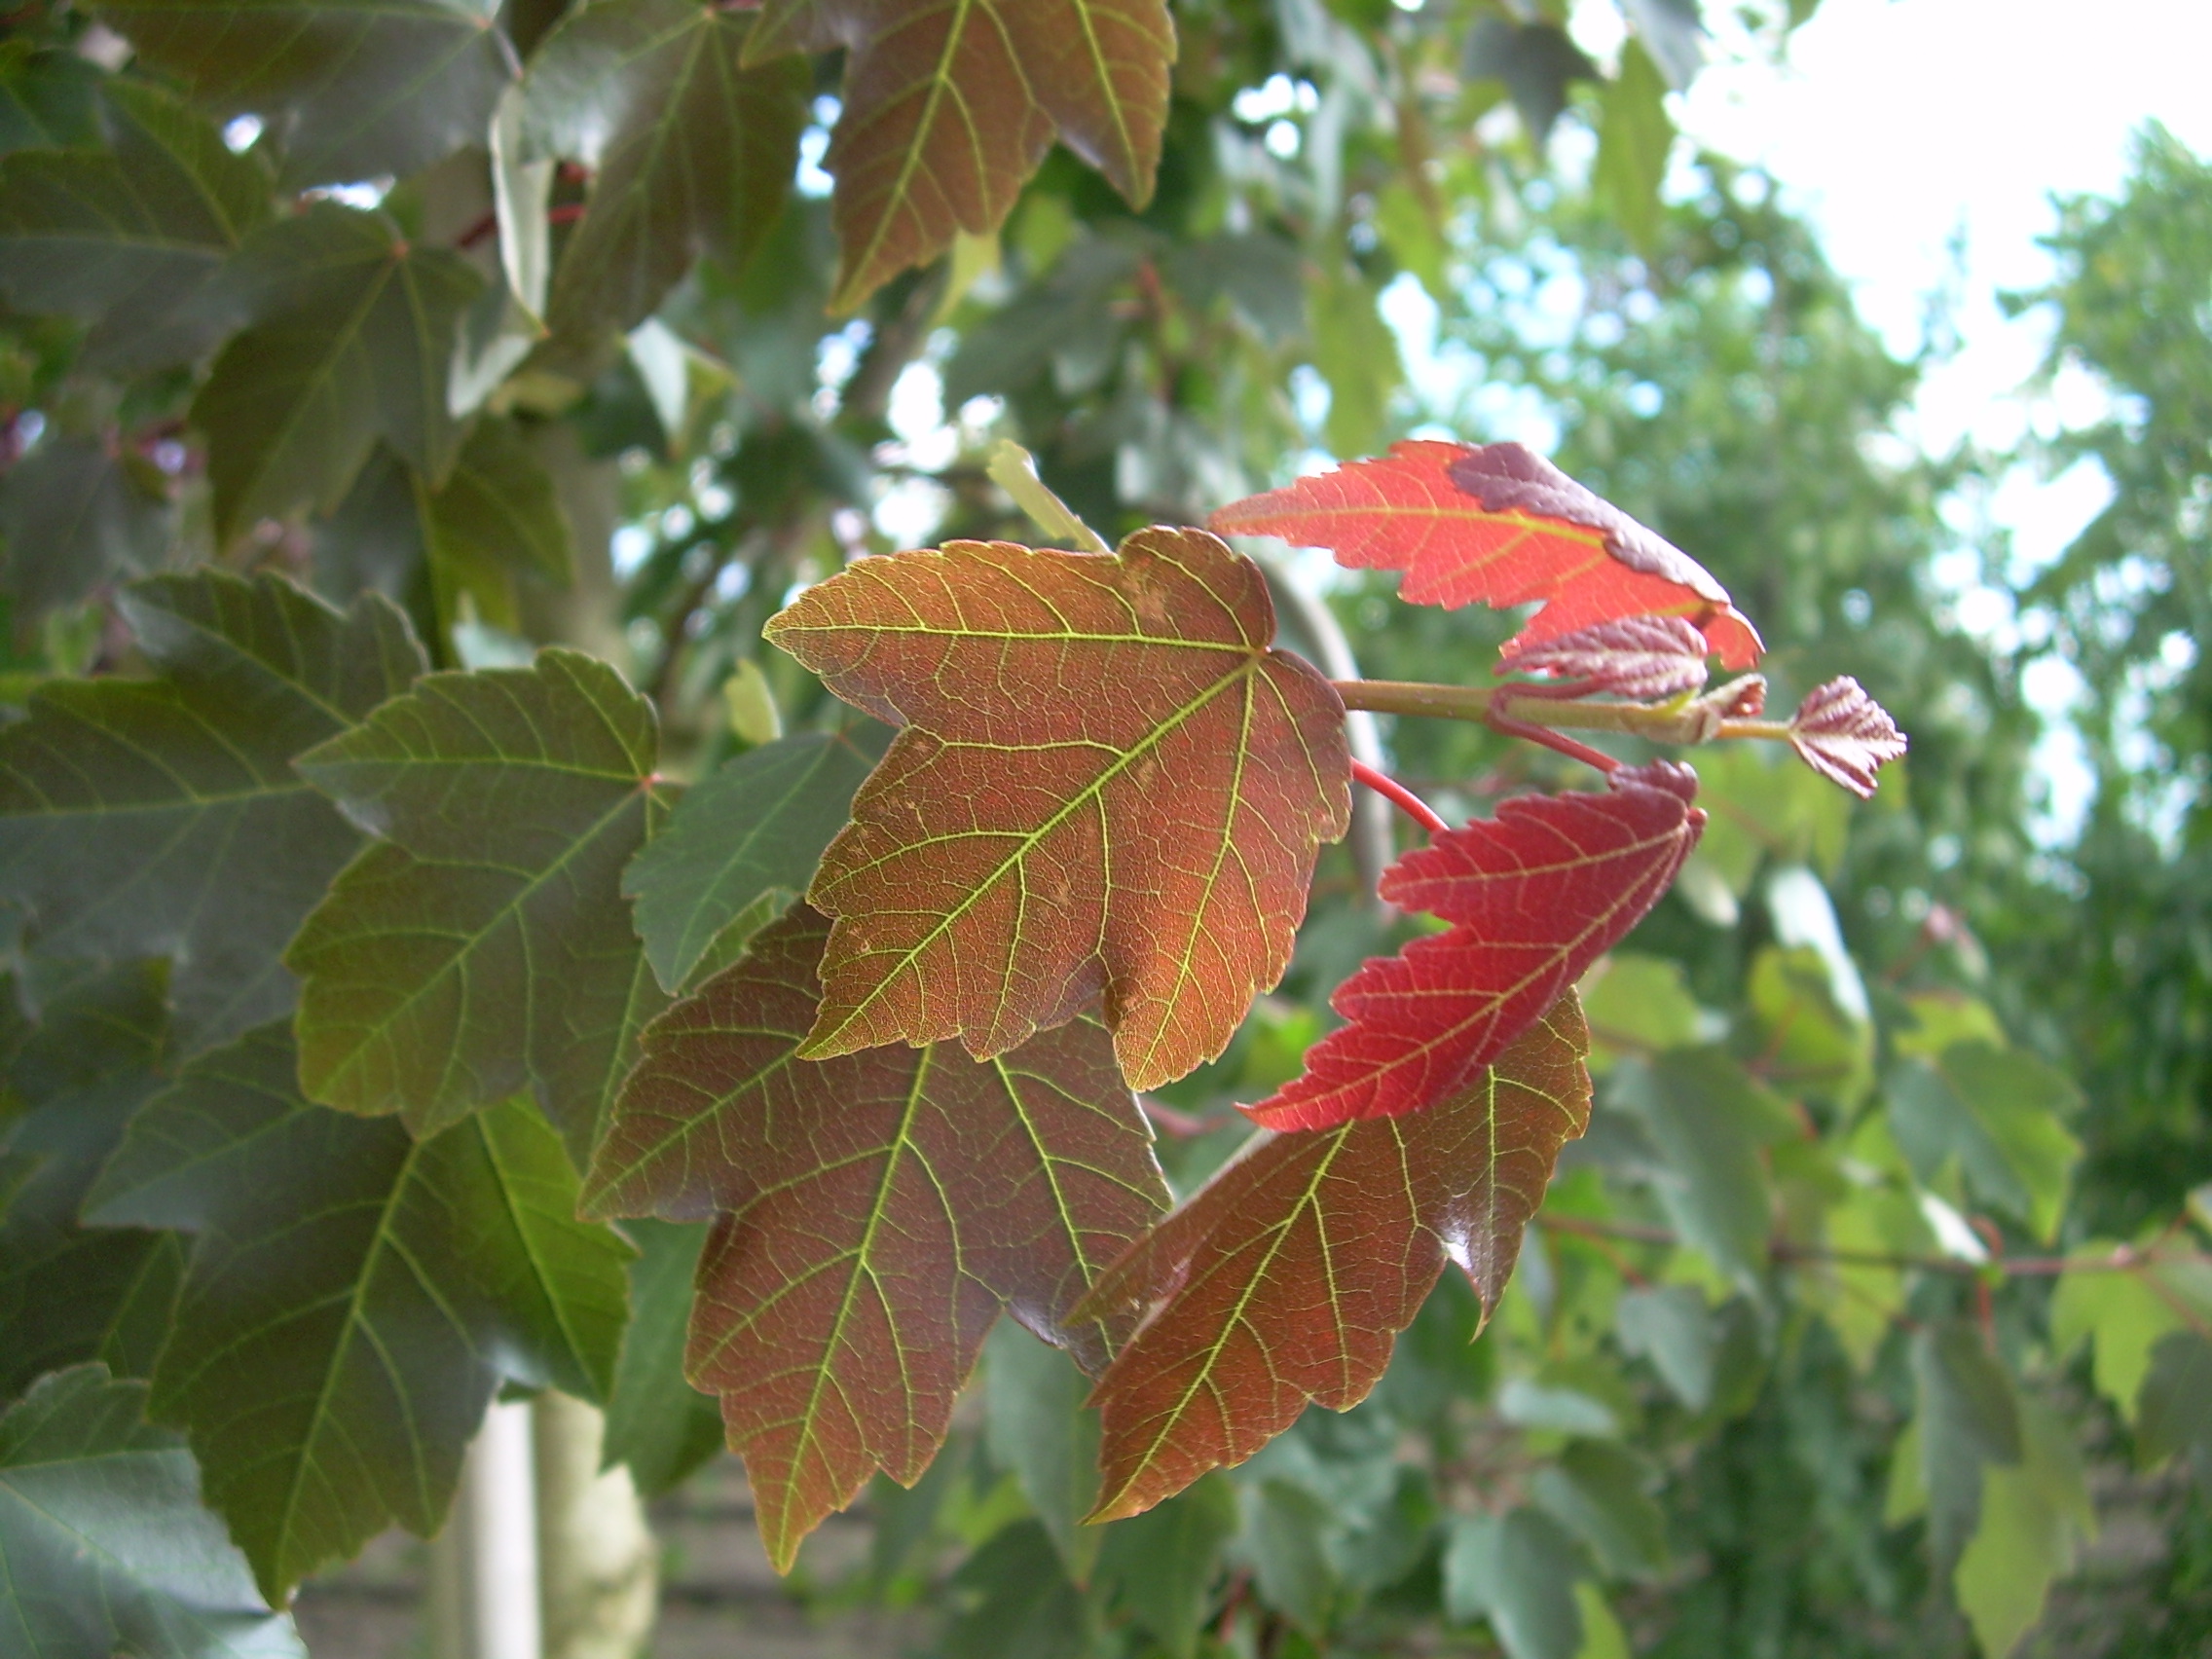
(1788, 676, 1907, 799)
(1505, 614, 1711, 700)
(1081, 995, 1593, 1522)
(1246, 762, 1701, 1132)
(583, 905, 1168, 1570)
(747, 0, 1171, 311)
(1209, 441, 1762, 670)
(764, 530, 1350, 1092)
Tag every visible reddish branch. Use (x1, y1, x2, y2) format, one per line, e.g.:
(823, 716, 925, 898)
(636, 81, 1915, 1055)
(1348, 757, 1448, 834)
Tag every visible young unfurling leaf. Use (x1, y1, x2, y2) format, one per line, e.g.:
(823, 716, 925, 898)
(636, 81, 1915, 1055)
(1788, 676, 1907, 798)
(1209, 441, 1762, 669)
(1081, 996, 1591, 1521)
(1245, 761, 1702, 1131)
(1504, 614, 1711, 700)
(764, 530, 1350, 1091)
(583, 905, 1168, 1570)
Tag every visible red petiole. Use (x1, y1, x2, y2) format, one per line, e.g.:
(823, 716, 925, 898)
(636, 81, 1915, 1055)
(1349, 758, 1449, 835)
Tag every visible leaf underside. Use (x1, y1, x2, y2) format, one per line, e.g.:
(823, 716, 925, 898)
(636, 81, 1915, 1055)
(1788, 675, 1908, 799)
(764, 529, 1351, 1091)
(1209, 440, 1762, 670)
(1248, 760, 1703, 1131)
(1082, 993, 1594, 1521)
(584, 904, 1168, 1570)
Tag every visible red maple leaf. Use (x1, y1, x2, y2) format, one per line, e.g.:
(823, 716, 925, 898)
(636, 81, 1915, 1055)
(1788, 676, 1907, 799)
(1208, 441, 1763, 669)
(1080, 995, 1592, 1520)
(1244, 760, 1703, 1131)
(1505, 614, 1713, 699)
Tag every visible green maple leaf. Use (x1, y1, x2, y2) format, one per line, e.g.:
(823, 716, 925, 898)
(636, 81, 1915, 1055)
(520, 0, 808, 342)
(0, 571, 424, 1055)
(748, 0, 1173, 310)
(93, 0, 517, 190)
(84, 1021, 632, 1602)
(0, 435, 176, 620)
(0, 81, 271, 373)
(191, 203, 483, 543)
(0, 1364, 304, 1659)
(289, 648, 667, 1159)
(0, 958, 180, 1401)
(584, 903, 1168, 1569)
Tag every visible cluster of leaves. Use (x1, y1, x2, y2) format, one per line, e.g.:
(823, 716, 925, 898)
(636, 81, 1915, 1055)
(0, 2, 2204, 1658)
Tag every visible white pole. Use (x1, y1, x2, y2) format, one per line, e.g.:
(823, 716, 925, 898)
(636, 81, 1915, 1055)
(459, 1399, 543, 1659)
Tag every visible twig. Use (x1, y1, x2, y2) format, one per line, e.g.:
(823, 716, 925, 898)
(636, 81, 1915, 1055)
(1350, 757, 1447, 835)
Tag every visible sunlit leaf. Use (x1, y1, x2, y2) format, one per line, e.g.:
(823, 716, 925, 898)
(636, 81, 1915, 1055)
(1247, 761, 1701, 1130)
(94, 0, 516, 189)
(192, 203, 482, 543)
(289, 649, 666, 1157)
(1954, 1394, 2093, 1659)
(0, 571, 424, 1054)
(0, 1364, 303, 1659)
(1082, 996, 1590, 1521)
(1787, 676, 1907, 799)
(1210, 442, 1761, 669)
(84, 1021, 631, 1602)
(0, 81, 270, 372)
(520, 0, 808, 341)
(748, 0, 1172, 310)
(765, 529, 1349, 1091)
(583, 904, 1167, 1568)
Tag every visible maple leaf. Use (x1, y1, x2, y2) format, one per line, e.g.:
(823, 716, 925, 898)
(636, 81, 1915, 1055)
(1788, 676, 1907, 799)
(763, 529, 1350, 1091)
(1080, 995, 1593, 1522)
(746, 0, 1173, 311)
(1245, 760, 1703, 1131)
(1209, 441, 1763, 670)
(583, 905, 1167, 1570)
(1505, 614, 1711, 700)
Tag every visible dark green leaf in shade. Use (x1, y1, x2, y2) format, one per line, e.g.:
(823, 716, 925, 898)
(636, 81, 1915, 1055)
(1245, 1480, 1339, 1633)
(0, 571, 424, 1054)
(0, 81, 270, 373)
(1901, 1321, 2023, 1570)
(520, 0, 808, 343)
(289, 649, 666, 1157)
(1954, 1394, 2095, 1659)
(92, 0, 517, 190)
(0, 1364, 304, 1659)
(0, 435, 175, 619)
(622, 722, 889, 994)
(1612, 1283, 1715, 1410)
(1530, 1440, 1669, 1580)
(941, 1519, 1088, 1659)
(1442, 1505, 1588, 1659)
(1887, 1041, 2083, 1241)
(419, 415, 578, 629)
(191, 204, 483, 543)
(585, 904, 1167, 1570)
(2136, 1331, 2212, 1468)
(0, 959, 176, 1399)
(1461, 17, 1596, 145)
(83, 1021, 632, 1602)
(600, 1217, 725, 1498)
(1619, 0, 1704, 90)
(983, 1319, 1100, 1580)
(1606, 1048, 1793, 1286)
(0, 44, 101, 156)
(1092, 1476, 1236, 1659)
(1593, 43, 1674, 255)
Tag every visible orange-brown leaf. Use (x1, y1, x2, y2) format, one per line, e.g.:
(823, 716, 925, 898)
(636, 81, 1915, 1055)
(749, 0, 1171, 311)
(1081, 995, 1592, 1521)
(583, 905, 1167, 1569)
(763, 530, 1350, 1091)
(1210, 441, 1762, 670)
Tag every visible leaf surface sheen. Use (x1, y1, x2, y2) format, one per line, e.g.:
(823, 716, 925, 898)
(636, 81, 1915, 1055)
(748, 0, 1171, 310)
(1082, 995, 1593, 1522)
(584, 905, 1168, 1570)
(0, 571, 424, 1054)
(1246, 761, 1702, 1131)
(1209, 441, 1762, 670)
(93, 0, 516, 190)
(84, 1021, 631, 1602)
(520, 0, 808, 341)
(764, 529, 1350, 1091)
(289, 649, 667, 1156)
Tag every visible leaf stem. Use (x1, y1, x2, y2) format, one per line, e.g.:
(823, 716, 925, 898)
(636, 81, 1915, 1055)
(1348, 758, 1448, 835)
(1332, 680, 1794, 747)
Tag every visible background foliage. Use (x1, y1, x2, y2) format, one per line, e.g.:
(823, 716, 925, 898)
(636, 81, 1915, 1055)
(0, 1, 2208, 1657)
